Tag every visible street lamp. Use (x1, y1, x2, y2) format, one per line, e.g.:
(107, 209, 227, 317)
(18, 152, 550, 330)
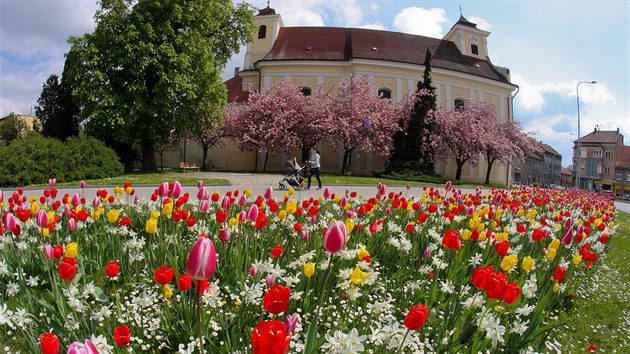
(575, 80, 597, 189)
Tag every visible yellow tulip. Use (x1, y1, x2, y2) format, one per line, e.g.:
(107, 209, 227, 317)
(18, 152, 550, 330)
(41, 228, 50, 237)
(163, 285, 173, 299)
(469, 218, 479, 230)
(593, 218, 602, 227)
(345, 219, 355, 234)
(350, 265, 370, 285)
(162, 202, 173, 216)
(495, 232, 508, 242)
(146, 219, 158, 234)
(244, 189, 253, 197)
(461, 229, 472, 240)
(107, 209, 120, 223)
(522, 256, 534, 272)
(90, 210, 101, 221)
(125, 187, 133, 195)
(572, 253, 582, 265)
(357, 246, 370, 261)
(478, 223, 485, 231)
(150, 210, 160, 220)
(303, 263, 315, 278)
(288, 187, 295, 195)
(228, 217, 238, 227)
(344, 203, 352, 211)
(65, 242, 79, 258)
(282, 192, 289, 199)
(29, 195, 37, 203)
(546, 248, 556, 260)
(30, 202, 40, 216)
(277, 210, 287, 220)
(500, 255, 518, 271)
(549, 239, 560, 250)
(553, 282, 559, 293)
(286, 201, 297, 214)
(477, 231, 487, 242)
(495, 208, 503, 218)
(47, 211, 55, 225)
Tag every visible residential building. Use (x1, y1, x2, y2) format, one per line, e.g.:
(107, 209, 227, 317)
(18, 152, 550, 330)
(560, 167, 572, 188)
(614, 145, 630, 198)
(512, 141, 561, 186)
(164, 5, 518, 184)
(573, 128, 624, 191)
(0, 113, 40, 144)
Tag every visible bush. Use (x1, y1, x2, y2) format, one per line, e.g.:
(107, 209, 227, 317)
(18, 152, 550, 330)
(0, 134, 123, 187)
(377, 160, 451, 184)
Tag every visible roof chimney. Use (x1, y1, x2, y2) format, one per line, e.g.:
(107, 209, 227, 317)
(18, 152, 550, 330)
(234, 67, 240, 76)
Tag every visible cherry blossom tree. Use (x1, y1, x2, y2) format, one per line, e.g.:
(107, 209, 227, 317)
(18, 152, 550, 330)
(329, 76, 402, 174)
(225, 81, 334, 170)
(483, 118, 542, 184)
(426, 100, 496, 180)
(188, 113, 230, 170)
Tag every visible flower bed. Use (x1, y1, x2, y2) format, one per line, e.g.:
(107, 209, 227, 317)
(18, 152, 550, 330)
(0, 181, 617, 353)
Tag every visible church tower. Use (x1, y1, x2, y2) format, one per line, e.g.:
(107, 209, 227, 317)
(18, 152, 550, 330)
(443, 15, 490, 59)
(243, 3, 284, 70)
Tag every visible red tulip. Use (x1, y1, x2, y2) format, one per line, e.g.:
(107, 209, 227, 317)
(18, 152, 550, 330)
(403, 304, 428, 330)
(485, 272, 507, 300)
(178, 274, 192, 291)
(271, 245, 283, 259)
(113, 325, 131, 346)
(532, 228, 545, 242)
(495, 240, 509, 257)
(154, 265, 175, 285)
(255, 214, 268, 230)
(599, 234, 609, 244)
(186, 236, 217, 280)
(263, 284, 290, 314)
(553, 266, 567, 283)
(441, 229, 461, 250)
(251, 320, 291, 354)
(40, 331, 60, 354)
(502, 282, 521, 304)
(53, 245, 64, 259)
(105, 261, 120, 278)
(59, 257, 77, 281)
(417, 212, 428, 223)
(472, 266, 494, 289)
(323, 220, 348, 254)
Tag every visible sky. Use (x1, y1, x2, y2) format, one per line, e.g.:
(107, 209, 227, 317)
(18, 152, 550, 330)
(1, 0, 628, 167)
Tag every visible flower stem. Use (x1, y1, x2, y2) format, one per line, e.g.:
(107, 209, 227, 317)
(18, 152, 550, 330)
(398, 329, 410, 353)
(197, 289, 204, 354)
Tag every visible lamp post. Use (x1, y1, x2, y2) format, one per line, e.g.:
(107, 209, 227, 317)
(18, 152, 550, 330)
(575, 80, 597, 189)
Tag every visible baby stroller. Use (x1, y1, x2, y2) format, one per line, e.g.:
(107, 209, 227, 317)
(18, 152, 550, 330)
(278, 157, 306, 190)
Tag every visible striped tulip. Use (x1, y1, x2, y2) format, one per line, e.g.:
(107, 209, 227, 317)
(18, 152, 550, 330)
(323, 221, 348, 254)
(186, 236, 217, 280)
(171, 181, 182, 199)
(36, 209, 48, 228)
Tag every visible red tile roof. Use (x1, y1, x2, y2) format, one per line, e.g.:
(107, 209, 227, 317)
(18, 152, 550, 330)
(576, 130, 623, 144)
(259, 27, 511, 83)
(224, 75, 250, 103)
(616, 146, 630, 168)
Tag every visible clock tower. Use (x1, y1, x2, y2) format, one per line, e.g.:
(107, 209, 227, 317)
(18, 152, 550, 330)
(443, 15, 490, 59)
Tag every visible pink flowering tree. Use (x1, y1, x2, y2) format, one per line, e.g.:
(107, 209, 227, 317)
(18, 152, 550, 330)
(329, 76, 402, 174)
(426, 100, 496, 180)
(188, 113, 231, 170)
(483, 118, 542, 184)
(225, 81, 334, 170)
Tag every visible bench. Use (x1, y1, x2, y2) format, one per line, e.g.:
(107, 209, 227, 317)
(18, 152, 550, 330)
(179, 162, 200, 173)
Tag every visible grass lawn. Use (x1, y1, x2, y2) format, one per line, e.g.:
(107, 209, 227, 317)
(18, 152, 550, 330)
(551, 211, 630, 352)
(48, 169, 230, 187)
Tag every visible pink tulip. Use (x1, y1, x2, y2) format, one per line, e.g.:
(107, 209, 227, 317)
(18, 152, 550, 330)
(406, 184, 411, 190)
(265, 274, 275, 287)
(301, 230, 309, 241)
(44, 244, 54, 260)
(221, 196, 231, 210)
(385, 207, 391, 216)
(92, 197, 100, 208)
(323, 187, 331, 199)
(80, 180, 85, 189)
(67, 340, 99, 354)
(264, 186, 273, 200)
(197, 180, 204, 188)
(323, 220, 348, 254)
(247, 204, 259, 222)
(564, 217, 573, 230)
(238, 211, 247, 222)
(0, 190, 3, 203)
(310, 215, 317, 224)
(200, 200, 209, 213)
(71, 193, 80, 207)
(561, 227, 573, 246)
(285, 313, 299, 333)
(339, 196, 347, 208)
(36, 209, 48, 228)
(250, 265, 258, 277)
(67, 218, 76, 231)
(238, 194, 247, 207)
(171, 181, 182, 199)
(64, 206, 71, 215)
(2, 212, 16, 232)
(134, 195, 139, 205)
(186, 236, 217, 280)
(158, 182, 169, 197)
(445, 180, 452, 192)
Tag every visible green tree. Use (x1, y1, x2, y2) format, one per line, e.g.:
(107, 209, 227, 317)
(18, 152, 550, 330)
(67, 0, 255, 170)
(389, 49, 437, 167)
(0, 114, 30, 146)
(35, 59, 81, 140)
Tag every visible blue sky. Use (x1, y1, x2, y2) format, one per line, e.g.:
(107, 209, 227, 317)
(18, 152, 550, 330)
(1, 0, 628, 167)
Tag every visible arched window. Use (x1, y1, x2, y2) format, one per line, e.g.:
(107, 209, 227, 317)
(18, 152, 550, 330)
(258, 25, 267, 39)
(378, 88, 392, 99)
(299, 87, 312, 96)
(454, 98, 465, 110)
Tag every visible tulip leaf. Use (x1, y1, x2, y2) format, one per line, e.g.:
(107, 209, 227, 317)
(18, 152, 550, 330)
(304, 318, 325, 354)
(93, 286, 108, 302)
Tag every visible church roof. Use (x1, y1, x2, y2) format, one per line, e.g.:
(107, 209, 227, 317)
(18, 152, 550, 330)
(258, 27, 511, 84)
(257, 6, 276, 16)
(454, 15, 478, 29)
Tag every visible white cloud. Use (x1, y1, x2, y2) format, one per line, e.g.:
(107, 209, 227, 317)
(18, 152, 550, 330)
(359, 22, 387, 31)
(512, 74, 615, 112)
(392, 7, 449, 38)
(264, 0, 362, 27)
(369, 2, 380, 11)
(281, 10, 325, 27)
(469, 16, 492, 32)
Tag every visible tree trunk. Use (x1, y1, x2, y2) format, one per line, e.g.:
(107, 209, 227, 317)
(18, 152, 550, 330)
(202, 144, 209, 170)
(141, 138, 157, 171)
(159, 152, 164, 171)
(455, 158, 467, 181)
(263, 152, 269, 172)
(485, 155, 495, 185)
(342, 147, 355, 174)
(301, 146, 310, 165)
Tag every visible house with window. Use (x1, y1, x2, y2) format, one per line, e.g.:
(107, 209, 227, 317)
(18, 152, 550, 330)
(614, 145, 630, 198)
(573, 128, 624, 191)
(512, 142, 561, 186)
(172, 5, 517, 184)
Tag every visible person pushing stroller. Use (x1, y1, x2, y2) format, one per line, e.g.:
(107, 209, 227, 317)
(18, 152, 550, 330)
(305, 147, 322, 190)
